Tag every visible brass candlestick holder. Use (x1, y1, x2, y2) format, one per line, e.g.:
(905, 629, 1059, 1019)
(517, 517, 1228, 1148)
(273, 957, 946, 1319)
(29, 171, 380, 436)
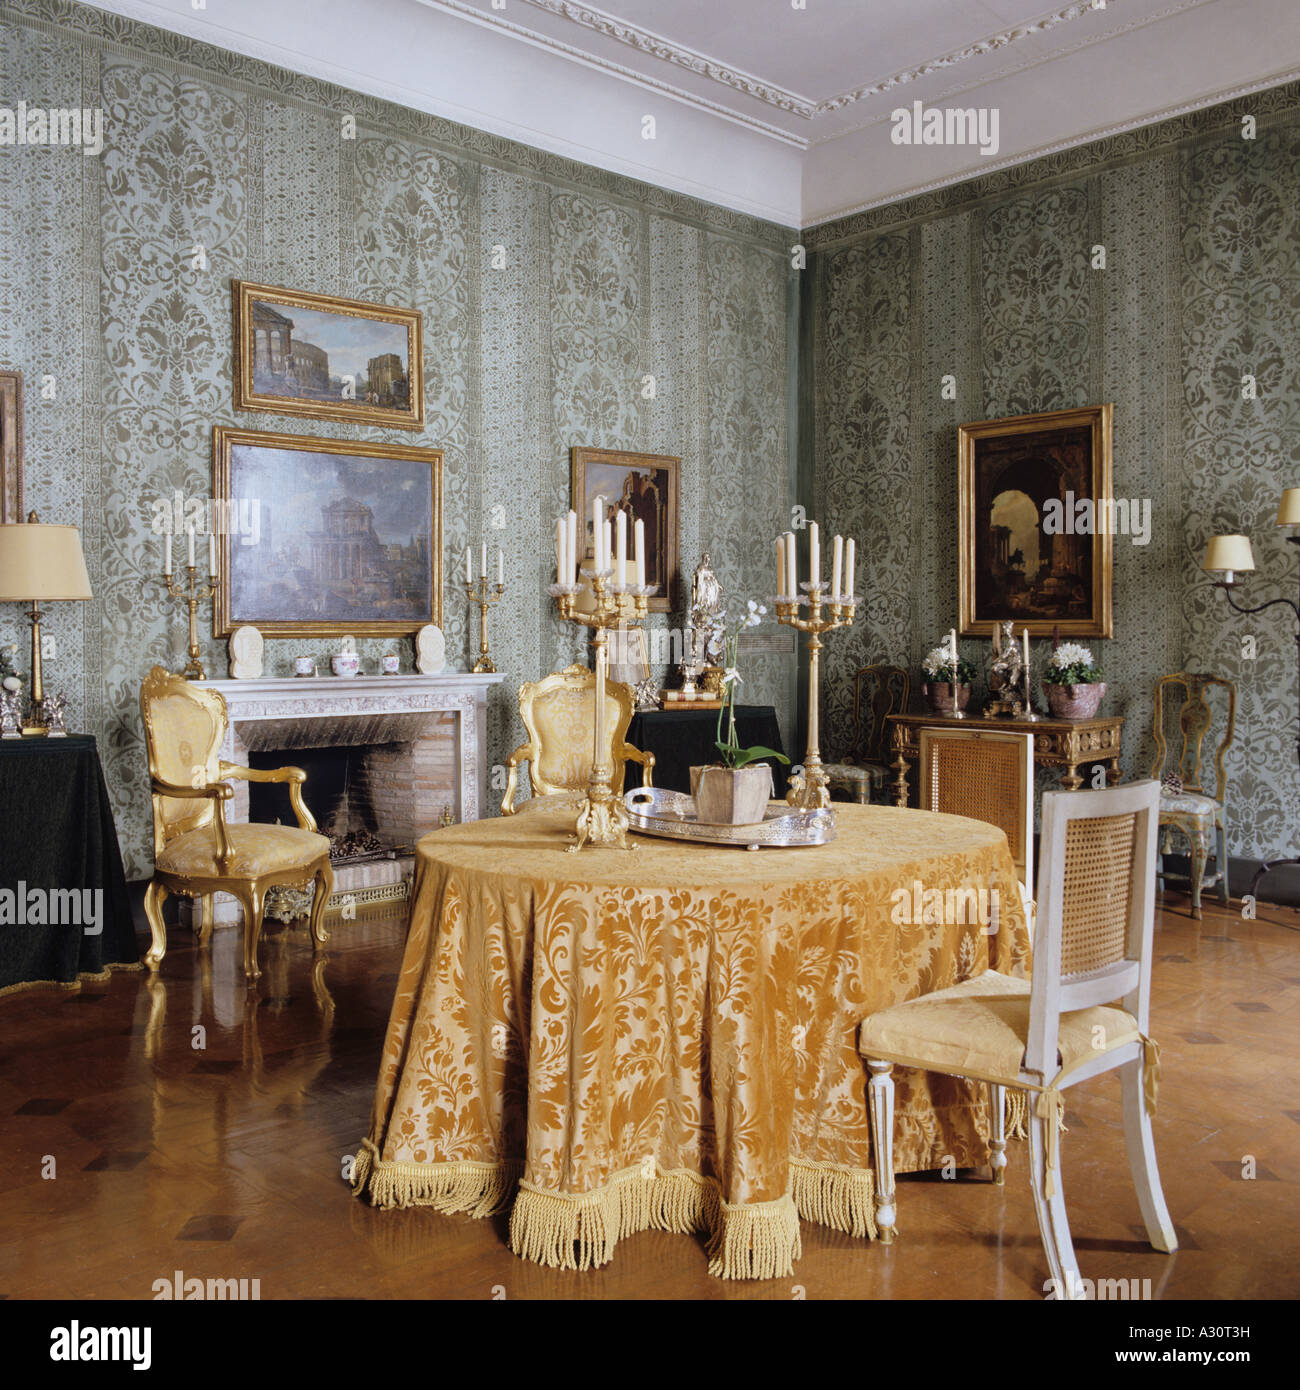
(160, 564, 217, 680)
(774, 581, 857, 811)
(464, 576, 506, 673)
(549, 567, 650, 851)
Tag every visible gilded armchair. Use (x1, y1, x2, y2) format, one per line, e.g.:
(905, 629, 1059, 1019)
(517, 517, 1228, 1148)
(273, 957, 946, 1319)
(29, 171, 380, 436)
(825, 664, 911, 804)
(1150, 672, 1236, 920)
(502, 662, 654, 814)
(140, 666, 333, 982)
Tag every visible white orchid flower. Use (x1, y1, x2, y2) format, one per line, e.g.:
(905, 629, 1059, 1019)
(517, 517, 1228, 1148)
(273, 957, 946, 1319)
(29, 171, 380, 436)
(722, 666, 742, 686)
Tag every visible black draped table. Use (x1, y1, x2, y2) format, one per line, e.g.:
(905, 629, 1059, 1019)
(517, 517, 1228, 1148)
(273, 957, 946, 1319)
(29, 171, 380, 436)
(625, 704, 789, 797)
(0, 735, 140, 997)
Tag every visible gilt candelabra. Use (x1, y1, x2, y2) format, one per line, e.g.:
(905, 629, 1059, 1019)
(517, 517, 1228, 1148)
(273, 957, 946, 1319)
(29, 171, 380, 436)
(549, 567, 650, 851)
(464, 576, 506, 673)
(773, 579, 857, 811)
(160, 563, 217, 681)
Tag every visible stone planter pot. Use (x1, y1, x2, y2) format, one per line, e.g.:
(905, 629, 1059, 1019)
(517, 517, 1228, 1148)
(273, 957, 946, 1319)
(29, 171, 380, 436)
(690, 763, 773, 825)
(922, 681, 971, 716)
(1043, 681, 1106, 720)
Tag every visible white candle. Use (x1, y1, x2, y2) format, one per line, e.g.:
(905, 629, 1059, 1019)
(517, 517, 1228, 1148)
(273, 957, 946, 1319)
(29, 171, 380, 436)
(845, 538, 856, 600)
(1023, 628, 1030, 675)
(555, 517, 565, 582)
(163, 532, 172, 576)
(497, 547, 504, 587)
(465, 547, 472, 584)
(775, 536, 784, 597)
(831, 534, 843, 600)
(187, 527, 195, 567)
(634, 519, 646, 588)
(592, 495, 604, 568)
(949, 628, 959, 678)
(809, 521, 820, 588)
(615, 508, 627, 576)
(208, 532, 216, 578)
(604, 519, 613, 575)
(567, 510, 578, 584)
(480, 541, 487, 579)
(785, 531, 797, 598)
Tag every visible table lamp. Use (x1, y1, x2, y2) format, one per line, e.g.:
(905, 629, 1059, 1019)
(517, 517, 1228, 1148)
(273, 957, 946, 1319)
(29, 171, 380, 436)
(0, 511, 93, 734)
(1202, 493, 1300, 899)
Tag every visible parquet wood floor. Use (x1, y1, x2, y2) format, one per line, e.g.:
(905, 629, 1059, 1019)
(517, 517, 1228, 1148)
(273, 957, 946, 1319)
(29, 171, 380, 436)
(2, 893, 1296, 1300)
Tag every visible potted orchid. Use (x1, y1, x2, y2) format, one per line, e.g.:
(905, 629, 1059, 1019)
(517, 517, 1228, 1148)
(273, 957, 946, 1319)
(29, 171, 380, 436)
(689, 600, 789, 825)
(1043, 642, 1105, 720)
(921, 642, 977, 715)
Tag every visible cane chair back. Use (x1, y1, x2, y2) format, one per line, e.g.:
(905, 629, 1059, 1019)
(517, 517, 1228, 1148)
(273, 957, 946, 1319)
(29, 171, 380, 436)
(919, 727, 1034, 892)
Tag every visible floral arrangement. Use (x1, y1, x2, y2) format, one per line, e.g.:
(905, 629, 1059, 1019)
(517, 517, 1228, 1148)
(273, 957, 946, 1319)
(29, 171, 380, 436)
(1044, 642, 1102, 685)
(921, 645, 977, 686)
(714, 601, 790, 770)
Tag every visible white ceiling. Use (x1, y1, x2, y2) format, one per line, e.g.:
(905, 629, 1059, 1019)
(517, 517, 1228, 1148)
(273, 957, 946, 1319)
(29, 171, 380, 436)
(83, 0, 1300, 227)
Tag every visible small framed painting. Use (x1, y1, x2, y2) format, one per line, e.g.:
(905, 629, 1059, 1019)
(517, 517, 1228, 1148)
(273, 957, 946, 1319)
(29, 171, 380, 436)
(570, 446, 680, 613)
(231, 280, 424, 429)
(958, 404, 1114, 639)
(212, 426, 442, 639)
(0, 371, 24, 523)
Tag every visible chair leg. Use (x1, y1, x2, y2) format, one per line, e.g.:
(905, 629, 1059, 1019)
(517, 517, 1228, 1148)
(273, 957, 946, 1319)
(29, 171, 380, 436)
(1028, 1104, 1083, 1298)
(1121, 1056, 1177, 1253)
(308, 859, 333, 950)
(196, 893, 215, 948)
(866, 1060, 897, 1243)
(236, 886, 264, 983)
(1217, 822, 1230, 905)
(1189, 829, 1208, 921)
(988, 1083, 1007, 1185)
(143, 880, 169, 972)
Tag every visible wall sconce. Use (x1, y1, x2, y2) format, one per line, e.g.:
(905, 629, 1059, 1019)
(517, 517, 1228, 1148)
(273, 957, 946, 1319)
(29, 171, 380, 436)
(1202, 487, 1300, 899)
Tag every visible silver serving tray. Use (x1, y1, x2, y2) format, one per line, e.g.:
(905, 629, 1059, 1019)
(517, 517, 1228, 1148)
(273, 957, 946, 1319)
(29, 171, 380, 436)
(623, 787, 836, 849)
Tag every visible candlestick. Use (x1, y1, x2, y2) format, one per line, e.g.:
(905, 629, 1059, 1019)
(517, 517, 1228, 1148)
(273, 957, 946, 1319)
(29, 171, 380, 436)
(948, 627, 965, 719)
(157, 554, 217, 680)
(549, 541, 650, 851)
(774, 529, 859, 811)
(1021, 628, 1041, 721)
(464, 573, 507, 674)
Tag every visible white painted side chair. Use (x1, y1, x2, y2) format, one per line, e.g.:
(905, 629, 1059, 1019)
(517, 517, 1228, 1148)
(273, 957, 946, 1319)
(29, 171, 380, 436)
(920, 726, 1035, 938)
(860, 779, 1175, 1299)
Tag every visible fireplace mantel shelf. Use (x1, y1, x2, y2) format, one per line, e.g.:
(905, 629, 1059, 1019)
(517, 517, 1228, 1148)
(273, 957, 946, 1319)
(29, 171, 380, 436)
(195, 673, 504, 698)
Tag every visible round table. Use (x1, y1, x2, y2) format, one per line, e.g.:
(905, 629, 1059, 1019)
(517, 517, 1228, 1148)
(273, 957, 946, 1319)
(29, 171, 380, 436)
(353, 800, 1030, 1279)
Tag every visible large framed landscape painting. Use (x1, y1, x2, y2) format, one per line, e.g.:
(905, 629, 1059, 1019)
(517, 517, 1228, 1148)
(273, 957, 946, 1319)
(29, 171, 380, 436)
(570, 446, 680, 613)
(958, 403, 1114, 639)
(231, 281, 424, 429)
(212, 427, 442, 639)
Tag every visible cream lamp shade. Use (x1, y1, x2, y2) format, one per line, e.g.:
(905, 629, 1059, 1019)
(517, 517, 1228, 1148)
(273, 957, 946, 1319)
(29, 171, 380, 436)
(1278, 488, 1300, 527)
(0, 521, 93, 601)
(1202, 534, 1256, 577)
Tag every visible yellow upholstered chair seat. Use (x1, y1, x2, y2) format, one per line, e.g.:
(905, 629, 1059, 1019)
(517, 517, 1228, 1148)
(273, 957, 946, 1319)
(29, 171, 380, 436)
(156, 823, 330, 880)
(858, 969, 1140, 1089)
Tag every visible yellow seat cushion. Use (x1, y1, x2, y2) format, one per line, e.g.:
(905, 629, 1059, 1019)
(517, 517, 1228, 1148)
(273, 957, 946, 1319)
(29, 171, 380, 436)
(858, 969, 1140, 1087)
(156, 823, 329, 879)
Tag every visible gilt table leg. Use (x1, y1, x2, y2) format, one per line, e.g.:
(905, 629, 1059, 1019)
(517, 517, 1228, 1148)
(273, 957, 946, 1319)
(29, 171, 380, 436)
(1106, 758, 1122, 786)
(1061, 760, 1084, 792)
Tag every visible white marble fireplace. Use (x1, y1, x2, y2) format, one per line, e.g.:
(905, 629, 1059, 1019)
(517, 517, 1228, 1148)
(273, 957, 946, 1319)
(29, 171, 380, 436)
(190, 672, 504, 924)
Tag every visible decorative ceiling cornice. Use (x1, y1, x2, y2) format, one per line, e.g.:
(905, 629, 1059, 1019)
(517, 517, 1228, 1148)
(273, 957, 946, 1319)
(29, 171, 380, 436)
(492, 0, 1119, 121)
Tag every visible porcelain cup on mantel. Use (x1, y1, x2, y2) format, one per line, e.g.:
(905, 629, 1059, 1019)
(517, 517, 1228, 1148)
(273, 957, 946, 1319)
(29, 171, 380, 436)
(689, 763, 773, 826)
(330, 650, 361, 678)
(293, 655, 316, 678)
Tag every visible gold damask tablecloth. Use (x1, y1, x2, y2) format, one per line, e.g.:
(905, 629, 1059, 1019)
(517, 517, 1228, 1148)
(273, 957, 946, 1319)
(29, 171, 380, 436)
(352, 801, 1029, 1279)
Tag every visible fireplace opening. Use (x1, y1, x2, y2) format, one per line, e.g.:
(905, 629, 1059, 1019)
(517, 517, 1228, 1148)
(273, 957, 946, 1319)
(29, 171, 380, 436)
(248, 744, 412, 865)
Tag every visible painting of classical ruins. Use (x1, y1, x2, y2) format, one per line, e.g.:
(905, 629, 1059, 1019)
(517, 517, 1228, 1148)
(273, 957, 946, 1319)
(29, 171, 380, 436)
(232, 281, 424, 428)
(213, 427, 443, 637)
(958, 404, 1113, 639)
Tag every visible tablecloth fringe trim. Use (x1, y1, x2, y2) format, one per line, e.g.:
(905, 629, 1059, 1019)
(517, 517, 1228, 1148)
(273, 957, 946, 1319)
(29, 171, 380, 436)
(789, 1158, 877, 1240)
(0, 959, 143, 1001)
(351, 1139, 521, 1216)
(707, 1192, 802, 1281)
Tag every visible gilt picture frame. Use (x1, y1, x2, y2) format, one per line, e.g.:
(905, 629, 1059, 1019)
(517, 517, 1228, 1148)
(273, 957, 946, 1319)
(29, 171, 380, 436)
(0, 371, 24, 524)
(231, 280, 424, 429)
(958, 403, 1114, 639)
(570, 446, 680, 613)
(212, 426, 442, 639)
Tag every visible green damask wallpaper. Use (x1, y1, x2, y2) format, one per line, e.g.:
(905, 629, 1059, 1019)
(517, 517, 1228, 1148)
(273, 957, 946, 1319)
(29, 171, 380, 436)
(0, 1, 798, 877)
(804, 82, 1300, 863)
